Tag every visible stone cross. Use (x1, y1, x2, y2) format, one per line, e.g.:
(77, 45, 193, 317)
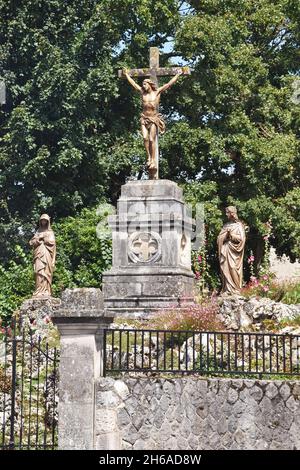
(0, 80, 6, 105)
(118, 47, 190, 178)
(132, 234, 158, 262)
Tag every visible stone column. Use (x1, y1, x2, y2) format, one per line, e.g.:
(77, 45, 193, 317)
(103, 179, 195, 318)
(52, 288, 114, 450)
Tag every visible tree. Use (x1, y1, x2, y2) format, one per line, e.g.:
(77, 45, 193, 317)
(0, 0, 181, 261)
(0, 205, 113, 321)
(159, 0, 300, 270)
(1, 0, 300, 303)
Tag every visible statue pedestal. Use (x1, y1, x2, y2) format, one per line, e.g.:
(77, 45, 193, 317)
(19, 296, 61, 326)
(102, 180, 195, 318)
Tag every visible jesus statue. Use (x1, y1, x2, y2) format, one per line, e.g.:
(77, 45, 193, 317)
(123, 69, 183, 179)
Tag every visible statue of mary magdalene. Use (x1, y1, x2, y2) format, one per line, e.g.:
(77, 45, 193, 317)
(217, 206, 246, 295)
(29, 214, 56, 298)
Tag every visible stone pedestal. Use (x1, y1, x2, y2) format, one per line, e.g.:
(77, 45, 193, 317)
(52, 288, 114, 450)
(103, 180, 195, 318)
(19, 296, 61, 326)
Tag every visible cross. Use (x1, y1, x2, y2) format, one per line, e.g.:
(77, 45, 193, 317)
(0, 80, 6, 105)
(132, 233, 158, 262)
(118, 47, 190, 179)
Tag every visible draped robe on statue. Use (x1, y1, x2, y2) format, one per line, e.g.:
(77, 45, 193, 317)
(217, 221, 246, 294)
(29, 215, 56, 297)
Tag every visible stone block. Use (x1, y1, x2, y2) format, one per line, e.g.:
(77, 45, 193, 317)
(279, 383, 291, 401)
(95, 409, 118, 434)
(20, 296, 61, 324)
(58, 403, 94, 450)
(96, 390, 121, 408)
(265, 382, 278, 400)
(95, 432, 121, 450)
(102, 179, 195, 318)
(120, 179, 183, 200)
(55, 288, 104, 317)
(114, 380, 130, 400)
(59, 353, 94, 403)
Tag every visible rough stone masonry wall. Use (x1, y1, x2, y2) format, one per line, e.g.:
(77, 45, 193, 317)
(95, 377, 300, 450)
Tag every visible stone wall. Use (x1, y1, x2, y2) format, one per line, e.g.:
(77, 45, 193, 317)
(218, 295, 300, 333)
(270, 247, 300, 282)
(95, 377, 300, 450)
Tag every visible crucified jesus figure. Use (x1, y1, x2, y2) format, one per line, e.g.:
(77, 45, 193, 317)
(123, 69, 183, 177)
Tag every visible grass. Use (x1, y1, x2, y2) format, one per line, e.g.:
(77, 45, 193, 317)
(242, 280, 300, 304)
(281, 282, 300, 305)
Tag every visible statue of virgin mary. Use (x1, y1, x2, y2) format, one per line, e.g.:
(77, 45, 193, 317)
(29, 214, 56, 297)
(217, 206, 246, 295)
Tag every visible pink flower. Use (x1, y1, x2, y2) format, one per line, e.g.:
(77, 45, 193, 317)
(262, 286, 269, 292)
(198, 255, 202, 263)
(263, 235, 269, 241)
(247, 255, 255, 263)
(262, 275, 268, 281)
(250, 276, 259, 286)
(195, 272, 200, 279)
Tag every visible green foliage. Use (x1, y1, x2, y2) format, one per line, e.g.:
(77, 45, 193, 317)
(0, 206, 112, 321)
(0, 0, 181, 260)
(148, 296, 224, 332)
(242, 279, 300, 305)
(281, 283, 300, 305)
(1, 1, 300, 305)
(52, 205, 113, 290)
(0, 246, 33, 321)
(169, 0, 300, 266)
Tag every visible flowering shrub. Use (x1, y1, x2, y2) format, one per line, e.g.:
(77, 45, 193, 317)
(148, 296, 224, 332)
(0, 317, 15, 341)
(241, 278, 286, 301)
(0, 313, 59, 348)
(243, 219, 276, 297)
(281, 282, 300, 305)
(20, 315, 60, 348)
(192, 227, 218, 296)
(192, 246, 208, 297)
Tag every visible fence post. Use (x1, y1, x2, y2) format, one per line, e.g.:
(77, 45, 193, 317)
(52, 288, 114, 450)
(9, 331, 17, 449)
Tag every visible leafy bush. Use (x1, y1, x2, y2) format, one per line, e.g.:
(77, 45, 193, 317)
(53, 205, 113, 289)
(0, 246, 33, 322)
(148, 296, 224, 332)
(241, 279, 300, 305)
(281, 283, 300, 305)
(0, 206, 113, 322)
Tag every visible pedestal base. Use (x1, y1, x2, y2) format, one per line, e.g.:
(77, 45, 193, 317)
(102, 179, 195, 319)
(20, 296, 61, 319)
(103, 268, 195, 318)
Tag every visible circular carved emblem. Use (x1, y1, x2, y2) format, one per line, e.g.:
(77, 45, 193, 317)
(128, 232, 161, 264)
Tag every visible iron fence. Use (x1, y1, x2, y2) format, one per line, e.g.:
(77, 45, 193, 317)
(104, 329, 300, 377)
(0, 323, 59, 450)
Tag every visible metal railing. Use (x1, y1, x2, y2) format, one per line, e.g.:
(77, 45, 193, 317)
(0, 324, 59, 450)
(104, 329, 300, 377)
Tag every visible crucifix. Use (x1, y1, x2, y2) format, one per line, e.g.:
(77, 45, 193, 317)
(118, 47, 190, 180)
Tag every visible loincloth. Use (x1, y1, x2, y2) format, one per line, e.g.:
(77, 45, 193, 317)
(140, 113, 166, 134)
